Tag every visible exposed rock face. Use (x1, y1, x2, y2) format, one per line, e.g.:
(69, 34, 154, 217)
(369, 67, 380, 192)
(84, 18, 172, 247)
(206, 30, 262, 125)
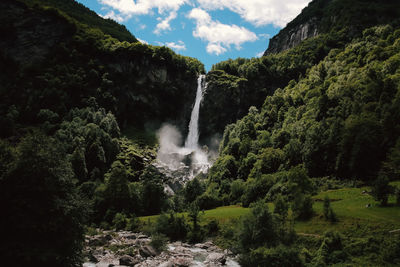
(0, 0, 200, 134)
(84, 230, 240, 267)
(266, 17, 319, 54)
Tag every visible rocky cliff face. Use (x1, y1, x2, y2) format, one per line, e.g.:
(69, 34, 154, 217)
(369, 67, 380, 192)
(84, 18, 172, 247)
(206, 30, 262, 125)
(265, 0, 400, 55)
(0, 0, 201, 134)
(266, 17, 319, 54)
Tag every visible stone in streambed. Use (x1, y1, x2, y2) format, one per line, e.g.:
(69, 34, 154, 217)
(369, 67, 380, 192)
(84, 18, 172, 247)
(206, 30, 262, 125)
(139, 245, 158, 258)
(119, 255, 141, 266)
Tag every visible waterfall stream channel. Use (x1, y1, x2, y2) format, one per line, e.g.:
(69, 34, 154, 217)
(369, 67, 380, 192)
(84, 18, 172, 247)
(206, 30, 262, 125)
(154, 74, 212, 195)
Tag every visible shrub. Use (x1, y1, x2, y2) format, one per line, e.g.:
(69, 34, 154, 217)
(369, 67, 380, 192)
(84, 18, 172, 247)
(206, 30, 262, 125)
(292, 193, 314, 220)
(395, 187, 400, 207)
(323, 196, 337, 222)
(241, 245, 303, 267)
(112, 213, 128, 230)
(154, 212, 189, 241)
(187, 203, 205, 243)
(371, 175, 393, 206)
(197, 192, 221, 210)
(312, 231, 347, 265)
(205, 219, 220, 236)
(126, 215, 140, 232)
(238, 200, 278, 252)
(381, 236, 400, 264)
(150, 233, 168, 252)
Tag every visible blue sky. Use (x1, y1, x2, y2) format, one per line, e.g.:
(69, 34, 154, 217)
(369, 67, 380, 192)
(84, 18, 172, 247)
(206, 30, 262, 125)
(76, 0, 312, 70)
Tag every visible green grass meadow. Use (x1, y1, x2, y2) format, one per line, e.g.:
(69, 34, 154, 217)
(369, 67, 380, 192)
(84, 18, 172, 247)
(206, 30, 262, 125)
(140, 185, 400, 236)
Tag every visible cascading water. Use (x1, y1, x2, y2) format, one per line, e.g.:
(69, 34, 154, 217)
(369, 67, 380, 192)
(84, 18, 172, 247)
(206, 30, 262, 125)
(154, 74, 212, 195)
(185, 75, 205, 149)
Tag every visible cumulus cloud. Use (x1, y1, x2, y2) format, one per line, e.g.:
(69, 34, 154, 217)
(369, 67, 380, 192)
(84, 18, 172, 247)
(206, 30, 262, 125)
(206, 43, 226, 55)
(137, 38, 149, 44)
(154, 11, 177, 35)
(101, 10, 128, 22)
(259, 33, 271, 39)
(197, 0, 312, 28)
(166, 40, 187, 51)
(187, 8, 258, 55)
(100, 0, 188, 15)
(256, 51, 265, 57)
(156, 40, 187, 51)
(100, 0, 188, 34)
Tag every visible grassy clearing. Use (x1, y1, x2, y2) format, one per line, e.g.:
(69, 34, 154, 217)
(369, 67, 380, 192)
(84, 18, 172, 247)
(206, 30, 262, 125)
(139, 185, 400, 238)
(295, 186, 400, 237)
(139, 205, 250, 225)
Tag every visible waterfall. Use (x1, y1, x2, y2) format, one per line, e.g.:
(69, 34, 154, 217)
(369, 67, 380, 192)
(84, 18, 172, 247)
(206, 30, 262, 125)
(155, 74, 212, 194)
(185, 74, 205, 149)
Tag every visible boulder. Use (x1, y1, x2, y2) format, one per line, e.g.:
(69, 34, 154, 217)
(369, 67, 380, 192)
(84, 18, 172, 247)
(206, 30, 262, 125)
(171, 256, 192, 267)
(139, 245, 158, 258)
(119, 255, 140, 266)
(206, 253, 227, 265)
(158, 261, 174, 267)
(88, 234, 113, 246)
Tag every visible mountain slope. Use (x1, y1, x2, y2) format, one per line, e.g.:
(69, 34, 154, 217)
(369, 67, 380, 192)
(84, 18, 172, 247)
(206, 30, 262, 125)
(0, 0, 204, 138)
(200, 0, 400, 141)
(265, 0, 400, 54)
(21, 0, 137, 42)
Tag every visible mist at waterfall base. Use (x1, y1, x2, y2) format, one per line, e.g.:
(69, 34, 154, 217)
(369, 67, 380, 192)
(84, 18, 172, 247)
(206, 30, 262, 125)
(156, 124, 211, 175)
(154, 75, 218, 193)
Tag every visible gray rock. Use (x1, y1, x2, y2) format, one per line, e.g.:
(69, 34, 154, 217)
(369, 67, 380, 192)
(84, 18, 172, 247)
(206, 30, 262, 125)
(206, 252, 227, 265)
(88, 234, 113, 246)
(139, 245, 158, 258)
(119, 255, 140, 266)
(266, 17, 319, 54)
(158, 261, 174, 267)
(170, 256, 192, 267)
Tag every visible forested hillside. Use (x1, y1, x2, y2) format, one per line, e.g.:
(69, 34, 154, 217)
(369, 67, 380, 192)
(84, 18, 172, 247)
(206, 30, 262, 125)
(199, 0, 400, 140)
(22, 0, 137, 42)
(206, 24, 400, 204)
(266, 0, 400, 54)
(0, 0, 204, 265)
(192, 1, 400, 265)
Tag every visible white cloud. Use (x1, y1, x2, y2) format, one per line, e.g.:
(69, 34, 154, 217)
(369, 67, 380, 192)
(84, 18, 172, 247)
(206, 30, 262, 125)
(101, 10, 129, 22)
(137, 38, 148, 44)
(156, 40, 187, 51)
(196, 0, 312, 28)
(166, 40, 187, 51)
(206, 43, 226, 55)
(100, 0, 188, 15)
(259, 33, 271, 39)
(256, 51, 264, 57)
(100, 0, 188, 34)
(188, 8, 211, 24)
(154, 11, 177, 35)
(188, 8, 258, 55)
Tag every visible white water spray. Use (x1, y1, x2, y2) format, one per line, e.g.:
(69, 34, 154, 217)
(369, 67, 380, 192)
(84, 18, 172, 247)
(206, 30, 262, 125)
(185, 75, 205, 149)
(155, 75, 212, 193)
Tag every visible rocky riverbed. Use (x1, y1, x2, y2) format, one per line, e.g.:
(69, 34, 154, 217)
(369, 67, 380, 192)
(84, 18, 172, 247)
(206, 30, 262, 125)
(83, 230, 240, 267)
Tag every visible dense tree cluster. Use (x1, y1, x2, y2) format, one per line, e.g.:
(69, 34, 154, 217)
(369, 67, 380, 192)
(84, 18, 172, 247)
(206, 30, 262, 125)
(0, 0, 205, 265)
(0, 0, 204, 139)
(203, 25, 400, 211)
(199, 0, 400, 140)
